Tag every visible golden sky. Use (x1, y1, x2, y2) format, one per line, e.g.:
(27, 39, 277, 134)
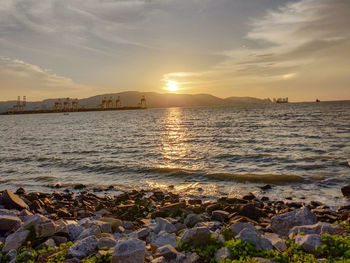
(0, 0, 349, 102)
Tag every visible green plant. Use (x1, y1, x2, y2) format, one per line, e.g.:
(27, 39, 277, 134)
(222, 227, 235, 241)
(178, 235, 223, 263)
(316, 233, 350, 261)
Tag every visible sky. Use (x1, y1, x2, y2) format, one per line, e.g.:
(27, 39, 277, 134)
(0, 0, 349, 102)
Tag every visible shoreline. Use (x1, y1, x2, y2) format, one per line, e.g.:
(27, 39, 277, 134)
(0, 187, 349, 262)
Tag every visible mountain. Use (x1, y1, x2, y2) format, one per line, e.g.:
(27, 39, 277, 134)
(0, 91, 271, 113)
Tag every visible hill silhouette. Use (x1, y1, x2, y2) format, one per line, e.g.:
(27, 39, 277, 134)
(0, 91, 271, 112)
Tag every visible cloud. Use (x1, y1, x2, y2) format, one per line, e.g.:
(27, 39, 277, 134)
(163, 0, 350, 100)
(0, 56, 93, 100)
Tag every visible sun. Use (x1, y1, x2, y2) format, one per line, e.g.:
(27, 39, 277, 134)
(165, 81, 179, 92)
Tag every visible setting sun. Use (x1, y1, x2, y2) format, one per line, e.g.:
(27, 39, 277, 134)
(165, 81, 179, 92)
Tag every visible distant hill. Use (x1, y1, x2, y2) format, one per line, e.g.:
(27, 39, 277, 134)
(0, 91, 271, 113)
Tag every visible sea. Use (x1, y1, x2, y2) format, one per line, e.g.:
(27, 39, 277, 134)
(1, 101, 349, 207)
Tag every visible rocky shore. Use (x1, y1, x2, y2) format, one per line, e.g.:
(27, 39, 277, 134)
(0, 187, 349, 263)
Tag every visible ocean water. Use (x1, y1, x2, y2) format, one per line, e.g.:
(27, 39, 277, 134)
(0, 101, 350, 206)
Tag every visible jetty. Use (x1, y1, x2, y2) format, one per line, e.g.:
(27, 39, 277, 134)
(1, 95, 147, 115)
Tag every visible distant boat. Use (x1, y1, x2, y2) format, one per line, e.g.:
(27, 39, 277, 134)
(316, 99, 320, 102)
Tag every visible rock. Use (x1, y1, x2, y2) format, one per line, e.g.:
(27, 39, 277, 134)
(236, 228, 273, 251)
(260, 185, 272, 190)
(150, 231, 178, 249)
(238, 203, 264, 221)
(42, 238, 56, 248)
(180, 227, 211, 246)
(57, 208, 71, 217)
(0, 209, 18, 217)
(211, 210, 229, 222)
(262, 233, 287, 252)
(155, 244, 181, 261)
(295, 234, 322, 253)
(151, 256, 166, 263)
(341, 185, 350, 197)
(68, 235, 98, 259)
(52, 236, 68, 245)
(3, 230, 30, 252)
(96, 220, 112, 233)
(22, 214, 49, 229)
(67, 223, 84, 241)
(230, 222, 256, 236)
(2, 190, 29, 210)
(0, 215, 22, 232)
(184, 214, 202, 228)
(183, 252, 201, 263)
(154, 217, 177, 234)
(35, 221, 58, 238)
(112, 238, 146, 263)
(289, 222, 341, 236)
(215, 247, 231, 261)
(77, 225, 101, 240)
(99, 217, 122, 232)
(134, 227, 151, 240)
(98, 237, 117, 249)
(270, 208, 317, 236)
(5, 249, 17, 260)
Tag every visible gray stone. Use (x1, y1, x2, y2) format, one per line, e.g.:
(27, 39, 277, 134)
(263, 233, 287, 252)
(0, 215, 22, 232)
(35, 221, 58, 238)
(3, 230, 30, 252)
(211, 210, 229, 222)
(183, 252, 201, 263)
(42, 238, 56, 248)
(77, 225, 102, 240)
(135, 227, 150, 239)
(151, 231, 178, 249)
(6, 249, 17, 260)
(22, 214, 49, 229)
(68, 235, 98, 259)
(52, 236, 68, 245)
(0, 209, 18, 217)
(67, 223, 84, 241)
(236, 228, 273, 251)
(230, 222, 256, 236)
(184, 214, 202, 228)
(98, 237, 117, 249)
(155, 244, 180, 261)
(112, 238, 146, 263)
(215, 247, 231, 261)
(96, 220, 112, 233)
(2, 190, 29, 210)
(295, 234, 322, 253)
(180, 227, 211, 246)
(154, 217, 177, 234)
(289, 222, 341, 236)
(270, 208, 317, 236)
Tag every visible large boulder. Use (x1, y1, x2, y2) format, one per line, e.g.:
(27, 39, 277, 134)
(3, 230, 30, 252)
(2, 190, 29, 210)
(270, 208, 317, 236)
(289, 222, 341, 236)
(76, 225, 101, 240)
(155, 244, 184, 262)
(262, 233, 287, 252)
(0, 215, 22, 232)
(68, 235, 98, 259)
(35, 221, 58, 238)
(295, 234, 322, 253)
(150, 231, 178, 249)
(112, 238, 146, 263)
(230, 222, 256, 236)
(67, 222, 84, 241)
(154, 218, 176, 234)
(180, 227, 211, 246)
(236, 228, 273, 251)
(184, 214, 202, 228)
(98, 237, 117, 249)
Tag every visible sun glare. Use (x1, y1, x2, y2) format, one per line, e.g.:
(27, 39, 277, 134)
(165, 81, 179, 92)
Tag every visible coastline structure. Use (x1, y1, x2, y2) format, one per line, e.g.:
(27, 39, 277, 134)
(1, 95, 147, 115)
